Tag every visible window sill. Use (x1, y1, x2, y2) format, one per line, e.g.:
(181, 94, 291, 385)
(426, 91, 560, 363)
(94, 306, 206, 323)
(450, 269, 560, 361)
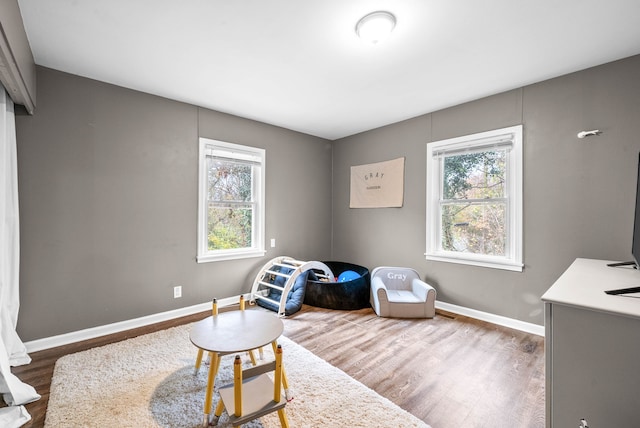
(197, 249, 266, 263)
(425, 253, 523, 272)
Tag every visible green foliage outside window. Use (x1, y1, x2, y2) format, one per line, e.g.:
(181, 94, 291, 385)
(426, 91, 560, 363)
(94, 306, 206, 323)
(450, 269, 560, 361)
(207, 207, 252, 250)
(206, 158, 254, 251)
(441, 150, 507, 256)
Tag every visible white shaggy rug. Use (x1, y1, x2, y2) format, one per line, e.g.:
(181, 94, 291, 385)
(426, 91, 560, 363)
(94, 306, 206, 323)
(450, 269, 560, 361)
(45, 323, 430, 427)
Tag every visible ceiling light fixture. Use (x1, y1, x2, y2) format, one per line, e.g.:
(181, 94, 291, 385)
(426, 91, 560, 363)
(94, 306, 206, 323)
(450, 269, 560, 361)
(355, 11, 396, 45)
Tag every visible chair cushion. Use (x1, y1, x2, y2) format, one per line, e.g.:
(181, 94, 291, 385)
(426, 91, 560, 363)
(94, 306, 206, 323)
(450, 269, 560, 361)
(385, 289, 423, 304)
(256, 267, 308, 316)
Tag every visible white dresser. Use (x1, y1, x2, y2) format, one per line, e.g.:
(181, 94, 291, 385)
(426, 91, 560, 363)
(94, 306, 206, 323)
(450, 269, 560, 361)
(542, 258, 640, 427)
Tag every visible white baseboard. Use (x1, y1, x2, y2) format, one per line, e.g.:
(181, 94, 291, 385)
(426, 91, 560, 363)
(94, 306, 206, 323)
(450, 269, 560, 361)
(24, 295, 543, 353)
(435, 301, 544, 336)
(23, 294, 249, 353)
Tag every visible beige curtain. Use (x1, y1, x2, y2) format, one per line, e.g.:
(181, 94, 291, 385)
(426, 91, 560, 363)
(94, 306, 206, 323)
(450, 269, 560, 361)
(0, 87, 39, 427)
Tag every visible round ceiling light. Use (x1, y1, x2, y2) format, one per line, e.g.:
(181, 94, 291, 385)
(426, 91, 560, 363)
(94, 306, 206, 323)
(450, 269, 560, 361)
(355, 11, 396, 45)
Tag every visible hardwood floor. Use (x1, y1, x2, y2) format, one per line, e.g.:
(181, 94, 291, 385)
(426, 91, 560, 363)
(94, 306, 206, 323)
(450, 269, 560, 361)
(10, 304, 545, 427)
(282, 306, 545, 428)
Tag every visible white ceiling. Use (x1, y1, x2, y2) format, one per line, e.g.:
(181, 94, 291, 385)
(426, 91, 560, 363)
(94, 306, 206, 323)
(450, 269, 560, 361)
(16, 0, 640, 140)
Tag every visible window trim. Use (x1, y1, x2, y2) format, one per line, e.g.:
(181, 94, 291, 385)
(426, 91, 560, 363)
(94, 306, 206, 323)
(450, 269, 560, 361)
(425, 125, 523, 272)
(197, 137, 266, 263)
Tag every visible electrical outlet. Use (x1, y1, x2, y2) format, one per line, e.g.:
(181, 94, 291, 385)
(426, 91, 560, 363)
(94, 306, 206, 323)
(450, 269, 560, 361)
(173, 286, 182, 298)
(270, 238, 276, 248)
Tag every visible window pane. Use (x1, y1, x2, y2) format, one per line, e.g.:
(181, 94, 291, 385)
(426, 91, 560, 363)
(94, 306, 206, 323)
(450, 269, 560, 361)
(207, 158, 253, 202)
(443, 150, 506, 200)
(441, 202, 506, 256)
(207, 205, 253, 250)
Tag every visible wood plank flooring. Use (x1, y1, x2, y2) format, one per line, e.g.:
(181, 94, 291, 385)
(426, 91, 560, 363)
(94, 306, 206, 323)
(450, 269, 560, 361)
(9, 304, 545, 427)
(282, 305, 545, 428)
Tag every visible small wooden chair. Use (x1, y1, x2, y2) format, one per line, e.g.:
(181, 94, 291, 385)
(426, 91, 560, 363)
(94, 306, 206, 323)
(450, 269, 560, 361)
(212, 345, 289, 427)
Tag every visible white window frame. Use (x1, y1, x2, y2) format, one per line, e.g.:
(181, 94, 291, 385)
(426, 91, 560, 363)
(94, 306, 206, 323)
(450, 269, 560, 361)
(197, 138, 266, 263)
(425, 125, 523, 272)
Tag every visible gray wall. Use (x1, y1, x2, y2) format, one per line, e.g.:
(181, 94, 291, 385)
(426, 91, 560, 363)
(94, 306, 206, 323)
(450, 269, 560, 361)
(15, 55, 640, 341)
(332, 55, 640, 325)
(15, 67, 332, 341)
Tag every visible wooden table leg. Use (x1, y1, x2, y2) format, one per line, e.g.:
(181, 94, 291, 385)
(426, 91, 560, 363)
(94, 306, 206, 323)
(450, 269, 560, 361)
(271, 341, 291, 400)
(202, 351, 219, 427)
(194, 348, 204, 375)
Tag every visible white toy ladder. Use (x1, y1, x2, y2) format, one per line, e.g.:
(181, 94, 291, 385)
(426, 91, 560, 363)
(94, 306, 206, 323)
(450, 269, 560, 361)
(250, 256, 334, 317)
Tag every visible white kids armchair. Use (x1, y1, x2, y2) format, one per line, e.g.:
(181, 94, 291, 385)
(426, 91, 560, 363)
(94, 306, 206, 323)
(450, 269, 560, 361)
(370, 266, 436, 318)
